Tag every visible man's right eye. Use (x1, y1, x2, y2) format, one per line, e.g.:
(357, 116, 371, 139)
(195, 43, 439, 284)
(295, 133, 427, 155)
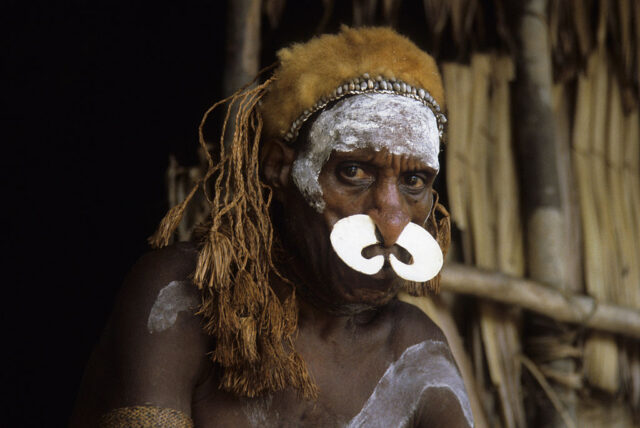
(339, 164, 368, 180)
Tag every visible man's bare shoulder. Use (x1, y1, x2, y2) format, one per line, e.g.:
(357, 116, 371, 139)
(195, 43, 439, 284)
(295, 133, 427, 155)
(386, 298, 447, 351)
(70, 242, 213, 427)
(112, 242, 201, 327)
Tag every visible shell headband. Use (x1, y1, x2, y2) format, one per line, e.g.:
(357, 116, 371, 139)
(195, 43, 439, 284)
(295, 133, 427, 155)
(281, 73, 447, 145)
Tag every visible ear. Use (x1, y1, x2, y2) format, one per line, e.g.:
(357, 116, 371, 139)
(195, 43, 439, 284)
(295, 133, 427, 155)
(261, 139, 296, 195)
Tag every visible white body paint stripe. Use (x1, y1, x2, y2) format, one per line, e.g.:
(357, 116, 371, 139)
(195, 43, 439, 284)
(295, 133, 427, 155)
(346, 340, 474, 428)
(147, 280, 199, 334)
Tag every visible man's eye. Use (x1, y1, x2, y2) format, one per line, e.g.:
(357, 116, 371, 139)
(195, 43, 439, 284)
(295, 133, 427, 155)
(402, 174, 426, 189)
(340, 165, 368, 180)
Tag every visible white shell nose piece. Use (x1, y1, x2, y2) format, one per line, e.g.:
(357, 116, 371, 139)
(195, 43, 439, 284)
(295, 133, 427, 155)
(389, 222, 443, 282)
(330, 214, 384, 275)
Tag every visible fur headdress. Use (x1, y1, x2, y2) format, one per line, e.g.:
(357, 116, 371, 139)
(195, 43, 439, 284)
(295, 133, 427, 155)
(261, 25, 446, 143)
(149, 26, 450, 400)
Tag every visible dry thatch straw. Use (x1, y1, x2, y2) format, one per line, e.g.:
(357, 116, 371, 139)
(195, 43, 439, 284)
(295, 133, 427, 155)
(621, 111, 640, 310)
(552, 82, 584, 294)
(444, 53, 526, 428)
(622, 109, 640, 419)
(490, 55, 526, 428)
(570, 3, 625, 393)
(519, 354, 577, 428)
(574, 48, 620, 394)
(577, 398, 636, 427)
(443, 62, 473, 260)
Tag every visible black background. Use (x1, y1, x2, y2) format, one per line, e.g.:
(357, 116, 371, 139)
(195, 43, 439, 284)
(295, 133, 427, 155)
(3, 1, 442, 425)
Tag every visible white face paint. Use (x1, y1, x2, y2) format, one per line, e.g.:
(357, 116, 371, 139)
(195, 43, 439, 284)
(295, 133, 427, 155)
(330, 214, 443, 282)
(291, 93, 441, 212)
(347, 340, 474, 428)
(147, 280, 199, 334)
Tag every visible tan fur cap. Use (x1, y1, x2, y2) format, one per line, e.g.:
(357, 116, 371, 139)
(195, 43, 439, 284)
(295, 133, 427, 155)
(260, 26, 445, 143)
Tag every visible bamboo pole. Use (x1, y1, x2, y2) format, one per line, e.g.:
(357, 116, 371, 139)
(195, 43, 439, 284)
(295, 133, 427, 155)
(224, 0, 261, 97)
(439, 264, 640, 339)
(352, 0, 378, 27)
(222, 0, 262, 148)
(513, 0, 576, 425)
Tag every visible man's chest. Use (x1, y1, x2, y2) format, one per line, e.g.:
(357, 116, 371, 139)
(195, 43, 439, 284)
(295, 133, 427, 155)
(191, 353, 392, 427)
(190, 340, 471, 427)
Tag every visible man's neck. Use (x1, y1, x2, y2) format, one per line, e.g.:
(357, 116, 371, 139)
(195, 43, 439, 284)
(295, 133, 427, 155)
(269, 268, 387, 335)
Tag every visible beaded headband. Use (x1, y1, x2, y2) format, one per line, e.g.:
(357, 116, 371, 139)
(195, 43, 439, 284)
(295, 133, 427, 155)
(282, 73, 447, 145)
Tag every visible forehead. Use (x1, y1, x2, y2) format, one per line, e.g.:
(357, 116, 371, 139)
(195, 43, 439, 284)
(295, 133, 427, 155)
(309, 93, 441, 171)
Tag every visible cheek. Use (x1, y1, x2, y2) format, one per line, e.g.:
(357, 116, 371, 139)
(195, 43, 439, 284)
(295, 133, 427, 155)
(317, 170, 363, 223)
(408, 191, 434, 224)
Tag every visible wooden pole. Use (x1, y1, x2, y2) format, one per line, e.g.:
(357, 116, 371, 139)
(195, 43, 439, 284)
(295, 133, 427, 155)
(513, 0, 576, 425)
(440, 264, 640, 340)
(221, 0, 262, 150)
(224, 0, 262, 97)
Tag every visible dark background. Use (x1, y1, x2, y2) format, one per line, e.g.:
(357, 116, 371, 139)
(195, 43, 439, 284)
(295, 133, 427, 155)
(3, 1, 445, 425)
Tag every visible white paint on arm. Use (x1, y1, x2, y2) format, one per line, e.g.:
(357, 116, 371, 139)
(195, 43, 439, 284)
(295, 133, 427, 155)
(147, 280, 199, 334)
(242, 394, 275, 427)
(346, 340, 474, 428)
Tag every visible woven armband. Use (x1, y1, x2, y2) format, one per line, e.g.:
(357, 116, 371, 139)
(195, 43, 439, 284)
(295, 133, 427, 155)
(99, 405, 194, 428)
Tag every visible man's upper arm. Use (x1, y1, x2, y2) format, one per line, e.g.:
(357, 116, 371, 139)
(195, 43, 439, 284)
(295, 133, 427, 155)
(417, 385, 475, 427)
(393, 302, 474, 428)
(71, 243, 213, 426)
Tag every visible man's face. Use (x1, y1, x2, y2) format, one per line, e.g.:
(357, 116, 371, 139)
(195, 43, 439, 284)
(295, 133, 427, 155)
(280, 146, 436, 307)
(276, 94, 440, 308)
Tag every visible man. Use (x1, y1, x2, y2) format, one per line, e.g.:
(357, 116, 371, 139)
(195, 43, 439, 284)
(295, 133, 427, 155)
(71, 26, 474, 427)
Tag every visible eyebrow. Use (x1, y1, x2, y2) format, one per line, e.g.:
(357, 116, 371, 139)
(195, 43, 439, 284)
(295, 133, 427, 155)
(332, 149, 438, 173)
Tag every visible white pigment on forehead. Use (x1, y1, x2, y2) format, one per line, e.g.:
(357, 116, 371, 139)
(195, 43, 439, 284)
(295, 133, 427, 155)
(346, 340, 474, 428)
(291, 93, 441, 212)
(147, 280, 199, 334)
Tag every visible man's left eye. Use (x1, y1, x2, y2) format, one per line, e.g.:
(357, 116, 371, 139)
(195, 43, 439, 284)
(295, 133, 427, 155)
(401, 173, 426, 189)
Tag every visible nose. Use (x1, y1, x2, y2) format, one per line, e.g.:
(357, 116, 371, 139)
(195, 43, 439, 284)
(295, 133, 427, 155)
(367, 179, 410, 248)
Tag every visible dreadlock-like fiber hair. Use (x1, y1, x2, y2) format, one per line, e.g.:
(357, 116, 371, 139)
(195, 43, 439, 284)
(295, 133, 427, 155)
(149, 26, 450, 400)
(149, 72, 318, 399)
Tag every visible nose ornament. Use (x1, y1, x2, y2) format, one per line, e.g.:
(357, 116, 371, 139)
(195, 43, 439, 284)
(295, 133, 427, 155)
(330, 214, 443, 282)
(329, 215, 384, 275)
